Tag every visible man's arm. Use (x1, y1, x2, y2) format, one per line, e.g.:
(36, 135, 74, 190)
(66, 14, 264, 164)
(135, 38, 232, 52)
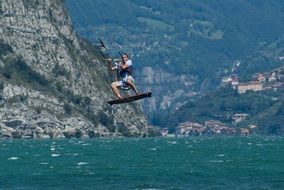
(120, 63, 129, 70)
(111, 62, 129, 70)
(107, 58, 122, 71)
(120, 60, 132, 69)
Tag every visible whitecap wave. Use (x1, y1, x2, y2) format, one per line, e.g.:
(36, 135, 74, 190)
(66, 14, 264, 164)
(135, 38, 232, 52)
(8, 157, 19, 160)
(77, 162, 88, 165)
(82, 143, 91, 146)
(51, 154, 61, 157)
(39, 162, 49, 165)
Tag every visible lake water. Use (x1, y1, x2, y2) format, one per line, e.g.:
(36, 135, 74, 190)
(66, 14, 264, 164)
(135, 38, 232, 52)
(1, 136, 284, 189)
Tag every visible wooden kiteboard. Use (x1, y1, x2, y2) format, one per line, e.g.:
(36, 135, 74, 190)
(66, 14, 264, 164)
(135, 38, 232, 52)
(107, 92, 152, 105)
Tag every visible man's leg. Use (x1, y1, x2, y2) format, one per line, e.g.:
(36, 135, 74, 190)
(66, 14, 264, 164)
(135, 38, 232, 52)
(111, 81, 123, 99)
(126, 79, 139, 95)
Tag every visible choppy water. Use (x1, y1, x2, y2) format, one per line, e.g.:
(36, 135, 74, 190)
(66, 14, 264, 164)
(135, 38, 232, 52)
(1, 137, 284, 190)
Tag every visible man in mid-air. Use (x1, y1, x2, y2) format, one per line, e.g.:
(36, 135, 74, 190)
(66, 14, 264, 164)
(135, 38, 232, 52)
(110, 53, 139, 99)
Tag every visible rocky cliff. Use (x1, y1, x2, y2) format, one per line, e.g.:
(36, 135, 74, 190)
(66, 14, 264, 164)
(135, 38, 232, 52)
(0, 0, 152, 138)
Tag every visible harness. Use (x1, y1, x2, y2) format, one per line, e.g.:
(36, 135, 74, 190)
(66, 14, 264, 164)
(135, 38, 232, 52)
(119, 64, 134, 91)
(119, 65, 133, 79)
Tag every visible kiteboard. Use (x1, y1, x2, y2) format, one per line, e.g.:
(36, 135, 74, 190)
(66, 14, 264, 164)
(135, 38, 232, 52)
(107, 92, 152, 105)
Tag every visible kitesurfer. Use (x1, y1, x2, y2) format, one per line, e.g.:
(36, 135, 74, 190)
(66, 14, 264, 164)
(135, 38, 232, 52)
(110, 53, 139, 99)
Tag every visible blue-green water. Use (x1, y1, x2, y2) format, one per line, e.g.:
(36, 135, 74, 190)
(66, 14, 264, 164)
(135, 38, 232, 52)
(1, 137, 284, 190)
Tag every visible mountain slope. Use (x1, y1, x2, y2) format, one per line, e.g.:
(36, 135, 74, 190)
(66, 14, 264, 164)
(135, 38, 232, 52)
(0, 0, 153, 138)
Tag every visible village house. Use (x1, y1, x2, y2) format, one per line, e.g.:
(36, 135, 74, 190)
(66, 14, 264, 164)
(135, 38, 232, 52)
(232, 113, 249, 124)
(258, 73, 266, 82)
(205, 120, 227, 134)
(248, 125, 257, 134)
(205, 120, 236, 135)
(160, 128, 169, 137)
(231, 74, 239, 88)
(221, 74, 239, 89)
(252, 73, 266, 83)
(221, 77, 232, 86)
(176, 121, 206, 136)
(240, 128, 250, 136)
(268, 72, 277, 82)
(249, 125, 257, 129)
(237, 81, 263, 93)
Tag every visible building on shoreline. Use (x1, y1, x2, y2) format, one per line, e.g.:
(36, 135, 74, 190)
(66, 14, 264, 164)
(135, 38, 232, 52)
(232, 113, 249, 124)
(176, 122, 206, 136)
(175, 121, 237, 136)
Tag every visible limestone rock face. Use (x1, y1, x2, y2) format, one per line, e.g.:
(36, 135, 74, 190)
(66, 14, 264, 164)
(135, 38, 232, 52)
(0, 0, 152, 138)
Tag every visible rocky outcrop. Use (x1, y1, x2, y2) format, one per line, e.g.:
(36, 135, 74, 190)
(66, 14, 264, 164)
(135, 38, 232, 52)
(0, 0, 153, 138)
(138, 66, 196, 112)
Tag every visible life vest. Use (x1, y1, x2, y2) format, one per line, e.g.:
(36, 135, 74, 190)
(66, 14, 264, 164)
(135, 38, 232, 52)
(119, 61, 133, 78)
